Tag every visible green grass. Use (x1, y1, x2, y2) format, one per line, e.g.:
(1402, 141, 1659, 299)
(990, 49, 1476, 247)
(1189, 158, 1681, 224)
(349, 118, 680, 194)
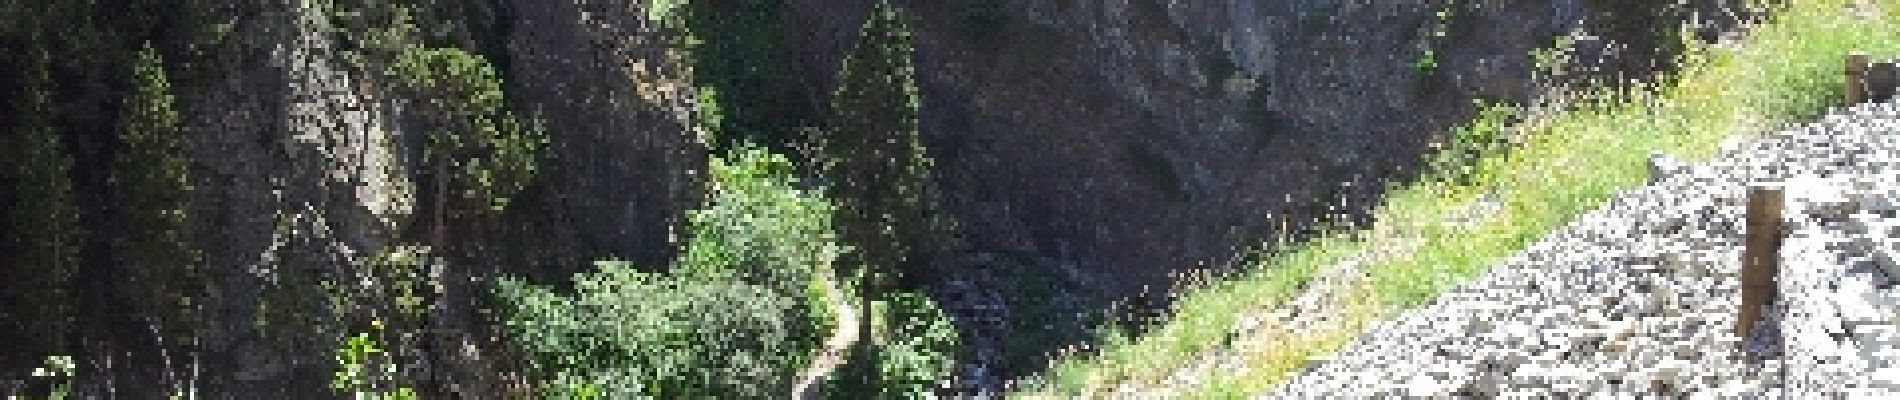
(1014, 1, 1900, 397)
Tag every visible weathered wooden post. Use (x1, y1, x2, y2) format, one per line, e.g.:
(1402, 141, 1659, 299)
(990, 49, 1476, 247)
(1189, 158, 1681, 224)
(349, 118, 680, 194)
(1848, 52, 1870, 105)
(1737, 187, 1784, 337)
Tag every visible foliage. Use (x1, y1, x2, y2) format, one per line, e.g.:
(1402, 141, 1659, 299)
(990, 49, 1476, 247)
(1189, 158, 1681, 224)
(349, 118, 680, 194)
(872, 292, 959, 398)
(31, 355, 77, 400)
(322, 0, 425, 69)
(680, 0, 812, 153)
(497, 256, 809, 399)
(822, 290, 959, 399)
(819, 0, 936, 329)
(390, 47, 547, 214)
(497, 145, 841, 399)
(1, 44, 83, 365)
(333, 329, 419, 400)
(1413, 7, 1453, 76)
(323, 245, 437, 394)
(676, 146, 842, 293)
(1427, 102, 1521, 186)
(114, 43, 205, 344)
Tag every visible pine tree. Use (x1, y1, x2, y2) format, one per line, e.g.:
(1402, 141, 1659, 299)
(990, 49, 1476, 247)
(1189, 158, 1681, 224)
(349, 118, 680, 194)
(113, 43, 202, 343)
(391, 47, 545, 244)
(816, 0, 937, 391)
(2, 45, 84, 363)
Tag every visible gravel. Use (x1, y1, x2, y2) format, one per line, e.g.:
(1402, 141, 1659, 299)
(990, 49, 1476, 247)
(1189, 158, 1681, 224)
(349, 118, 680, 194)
(1262, 100, 1900, 398)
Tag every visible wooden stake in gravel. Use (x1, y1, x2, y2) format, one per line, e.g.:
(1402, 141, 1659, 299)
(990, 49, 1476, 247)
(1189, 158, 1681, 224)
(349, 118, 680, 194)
(1738, 187, 1784, 338)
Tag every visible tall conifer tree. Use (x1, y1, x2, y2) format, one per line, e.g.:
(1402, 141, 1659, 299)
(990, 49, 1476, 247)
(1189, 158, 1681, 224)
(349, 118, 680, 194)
(3, 44, 83, 362)
(114, 44, 202, 343)
(818, 0, 936, 391)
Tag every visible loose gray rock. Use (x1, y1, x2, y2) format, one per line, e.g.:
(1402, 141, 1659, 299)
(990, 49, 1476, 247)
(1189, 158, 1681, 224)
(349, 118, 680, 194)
(1264, 100, 1900, 398)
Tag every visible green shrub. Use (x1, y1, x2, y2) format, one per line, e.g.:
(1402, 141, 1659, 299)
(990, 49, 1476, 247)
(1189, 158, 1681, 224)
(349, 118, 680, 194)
(30, 355, 76, 400)
(676, 146, 842, 293)
(497, 145, 841, 398)
(332, 330, 418, 400)
(1427, 102, 1521, 185)
(497, 261, 803, 399)
(873, 292, 959, 398)
(819, 290, 959, 399)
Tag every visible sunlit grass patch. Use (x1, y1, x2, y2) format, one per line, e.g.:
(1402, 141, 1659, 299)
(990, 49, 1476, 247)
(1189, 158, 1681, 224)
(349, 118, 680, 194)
(1017, 0, 1900, 397)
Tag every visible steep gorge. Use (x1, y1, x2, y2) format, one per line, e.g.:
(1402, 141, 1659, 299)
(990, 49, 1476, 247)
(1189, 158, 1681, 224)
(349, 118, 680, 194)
(0, 0, 1759, 396)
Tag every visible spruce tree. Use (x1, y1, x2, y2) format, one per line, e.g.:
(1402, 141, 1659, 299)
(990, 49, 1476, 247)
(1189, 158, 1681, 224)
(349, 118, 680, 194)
(2, 45, 83, 363)
(113, 44, 202, 343)
(817, 0, 936, 391)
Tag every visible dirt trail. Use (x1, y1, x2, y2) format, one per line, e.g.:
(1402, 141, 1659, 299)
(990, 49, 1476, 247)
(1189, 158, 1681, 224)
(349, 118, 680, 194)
(791, 263, 860, 400)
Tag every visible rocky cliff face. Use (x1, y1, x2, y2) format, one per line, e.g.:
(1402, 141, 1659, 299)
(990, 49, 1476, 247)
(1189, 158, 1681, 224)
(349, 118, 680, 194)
(782, 0, 1703, 302)
(166, 0, 703, 396)
(774, 0, 1753, 387)
(500, 0, 705, 273)
(186, 1, 397, 394)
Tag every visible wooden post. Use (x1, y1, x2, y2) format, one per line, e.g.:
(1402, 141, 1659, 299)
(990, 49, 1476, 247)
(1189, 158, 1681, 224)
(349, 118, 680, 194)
(1737, 187, 1784, 337)
(1848, 52, 1870, 105)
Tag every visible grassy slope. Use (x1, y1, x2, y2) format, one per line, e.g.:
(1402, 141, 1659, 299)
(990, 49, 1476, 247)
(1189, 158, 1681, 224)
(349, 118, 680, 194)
(1017, 0, 1900, 397)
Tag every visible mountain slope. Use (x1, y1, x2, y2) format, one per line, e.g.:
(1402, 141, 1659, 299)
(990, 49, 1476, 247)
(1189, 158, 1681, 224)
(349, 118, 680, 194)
(1270, 98, 1900, 398)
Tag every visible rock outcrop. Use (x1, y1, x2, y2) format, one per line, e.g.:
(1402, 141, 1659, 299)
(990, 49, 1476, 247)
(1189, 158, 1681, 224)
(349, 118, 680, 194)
(782, 0, 1753, 303)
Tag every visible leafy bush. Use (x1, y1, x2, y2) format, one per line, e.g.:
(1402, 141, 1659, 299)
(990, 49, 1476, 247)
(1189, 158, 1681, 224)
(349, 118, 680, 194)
(497, 261, 803, 399)
(820, 290, 960, 400)
(1427, 102, 1521, 185)
(675, 145, 842, 294)
(496, 145, 839, 398)
(30, 355, 76, 400)
(872, 292, 959, 398)
(332, 329, 418, 400)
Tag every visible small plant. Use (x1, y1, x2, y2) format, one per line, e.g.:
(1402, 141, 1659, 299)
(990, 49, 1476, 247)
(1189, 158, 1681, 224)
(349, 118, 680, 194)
(1429, 101, 1522, 185)
(333, 326, 418, 400)
(31, 355, 76, 400)
(1530, 34, 1578, 76)
(874, 292, 959, 399)
(1413, 8, 1453, 76)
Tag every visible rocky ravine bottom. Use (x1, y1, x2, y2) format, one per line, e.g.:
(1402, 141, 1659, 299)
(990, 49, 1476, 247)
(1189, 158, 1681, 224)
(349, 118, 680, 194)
(1264, 101, 1900, 398)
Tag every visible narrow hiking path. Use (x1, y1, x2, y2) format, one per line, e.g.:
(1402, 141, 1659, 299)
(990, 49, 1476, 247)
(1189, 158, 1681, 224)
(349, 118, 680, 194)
(792, 263, 860, 399)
